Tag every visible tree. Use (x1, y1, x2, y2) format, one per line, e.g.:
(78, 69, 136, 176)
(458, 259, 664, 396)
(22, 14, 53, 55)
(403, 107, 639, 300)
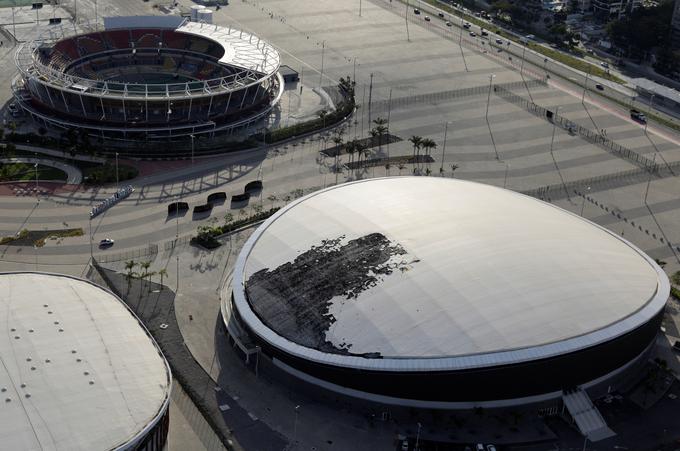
(318, 109, 328, 129)
(450, 164, 460, 178)
(224, 212, 234, 225)
(409, 136, 422, 168)
(125, 260, 137, 280)
(140, 261, 152, 284)
(157, 268, 168, 289)
(331, 134, 344, 175)
(371, 117, 389, 156)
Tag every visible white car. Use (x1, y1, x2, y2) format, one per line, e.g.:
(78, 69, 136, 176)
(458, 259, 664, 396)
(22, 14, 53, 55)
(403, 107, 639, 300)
(99, 238, 115, 247)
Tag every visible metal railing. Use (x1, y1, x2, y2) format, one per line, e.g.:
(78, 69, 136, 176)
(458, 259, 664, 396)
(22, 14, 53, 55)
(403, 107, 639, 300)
(97, 243, 159, 263)
(520, 160, 680, 202)
(493, 85, 658, 172)
(370, 79, 547, 114)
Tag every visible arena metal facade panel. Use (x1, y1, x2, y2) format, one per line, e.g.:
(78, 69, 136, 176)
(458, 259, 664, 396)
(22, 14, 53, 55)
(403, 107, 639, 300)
(0, 272, 171, 450)
(12, 16, 283, 143)
(225, 177, 669, 407)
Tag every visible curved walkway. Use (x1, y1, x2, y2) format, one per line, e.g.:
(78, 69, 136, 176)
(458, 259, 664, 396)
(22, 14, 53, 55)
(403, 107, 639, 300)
(0, 157, 82, 184)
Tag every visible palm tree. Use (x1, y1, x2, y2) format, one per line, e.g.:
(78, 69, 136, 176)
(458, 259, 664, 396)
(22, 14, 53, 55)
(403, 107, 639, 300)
(409, 136, 422, 169)
(318, 109, 328, 129)
(140, 261, 151, 284)
(372, 117, 388, 156)
(450, 164, 460, 178)
(331, 134, 344, 182)
(157, 268, 168, 289)
(421, 138, 437, 172)
(345, 139, 356, 176)
(125, 260, 137, 283)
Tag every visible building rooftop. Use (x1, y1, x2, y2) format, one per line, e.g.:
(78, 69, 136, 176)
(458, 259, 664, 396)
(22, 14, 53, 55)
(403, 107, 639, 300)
(233, 178, 668, 371)
(177, 21, 280, 75)
(0, 273, 170, 450)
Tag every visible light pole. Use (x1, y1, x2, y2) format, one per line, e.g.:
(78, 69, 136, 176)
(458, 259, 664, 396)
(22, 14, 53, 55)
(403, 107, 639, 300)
(415, 422, 422, 451)
(115, 152, 119, 190)
(89, 217, 93, 260)
(319, 40, 326, 88)
(543, 57, 548, 78)
(190, 134, 195, 165)
(368, 72, 374, 125)
(580, 186, 590, 216)
(440, 121, 449, 175)
(503, 162, 509, 188)
(644, 93, 655, 134)
(485, 74, 496, 120)
(34, 161, 38, 195)
(581, 66, 591, 103)
(405, 0, 410, 41)
(353, 57, 357, 83)
(520, 41, 527, 78)
(293, 405, 300, 445)
(549, 106, 559, 155)
(644, 153, 657, 205)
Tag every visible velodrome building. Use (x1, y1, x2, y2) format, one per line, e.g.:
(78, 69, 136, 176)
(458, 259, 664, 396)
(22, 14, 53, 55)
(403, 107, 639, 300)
(0, 272, 171, 450)
(222, 177, 669, 417)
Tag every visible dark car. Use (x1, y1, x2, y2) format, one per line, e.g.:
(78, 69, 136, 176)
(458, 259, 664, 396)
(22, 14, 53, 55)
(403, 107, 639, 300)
(595, 84, 604, 91)
(630, 109, 647, 124)
(413, 8, 420, 14)
(438, 12, 445, 18)
(99, 238, 115, 247)
(424, 16, 431, 21)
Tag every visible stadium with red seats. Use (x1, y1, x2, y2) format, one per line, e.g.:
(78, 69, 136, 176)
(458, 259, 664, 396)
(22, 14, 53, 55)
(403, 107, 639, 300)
(12, 16, 283, 147)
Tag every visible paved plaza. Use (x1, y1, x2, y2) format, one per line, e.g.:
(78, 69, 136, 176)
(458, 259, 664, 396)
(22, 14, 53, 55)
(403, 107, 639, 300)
(1, 0, 680, 449)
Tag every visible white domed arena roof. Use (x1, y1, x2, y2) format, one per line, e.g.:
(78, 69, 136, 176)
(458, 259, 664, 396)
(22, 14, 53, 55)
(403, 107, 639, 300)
(233, 177, 668, 372)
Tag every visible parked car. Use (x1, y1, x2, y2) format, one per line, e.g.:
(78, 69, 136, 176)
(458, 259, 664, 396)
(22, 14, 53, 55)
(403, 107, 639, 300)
(463, 22, 471, 29)
(99, 238, 115, 247)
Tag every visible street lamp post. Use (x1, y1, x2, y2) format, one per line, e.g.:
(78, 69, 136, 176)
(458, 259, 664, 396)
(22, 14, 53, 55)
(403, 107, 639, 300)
(319, 40, 326, 88)
(485, 74, 496, 120)
(115, 152, 119, 190)
(415, 422, 422, 451)
(293, 405, 300, 444)
(520, 42, 527, 77)
(581, 67, 591, 103)
(549, 106, 559, 155)
(89, 217, 93, 260)
(644, 153, 657, 205)
(440, 121, 448, 175)
(190, 134, 195, 165)
(644, 94, 655, 134)
(580, 186, 591, 216)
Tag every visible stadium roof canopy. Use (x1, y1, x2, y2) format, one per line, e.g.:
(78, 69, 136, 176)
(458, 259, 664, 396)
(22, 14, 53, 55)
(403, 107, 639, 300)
(177, 21, 280, 75)
(0, 273, 170, 450)
(234, 177, 668, 372)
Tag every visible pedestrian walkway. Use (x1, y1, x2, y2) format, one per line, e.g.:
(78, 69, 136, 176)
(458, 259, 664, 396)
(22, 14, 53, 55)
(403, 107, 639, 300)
(0, 156, 82, 184)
